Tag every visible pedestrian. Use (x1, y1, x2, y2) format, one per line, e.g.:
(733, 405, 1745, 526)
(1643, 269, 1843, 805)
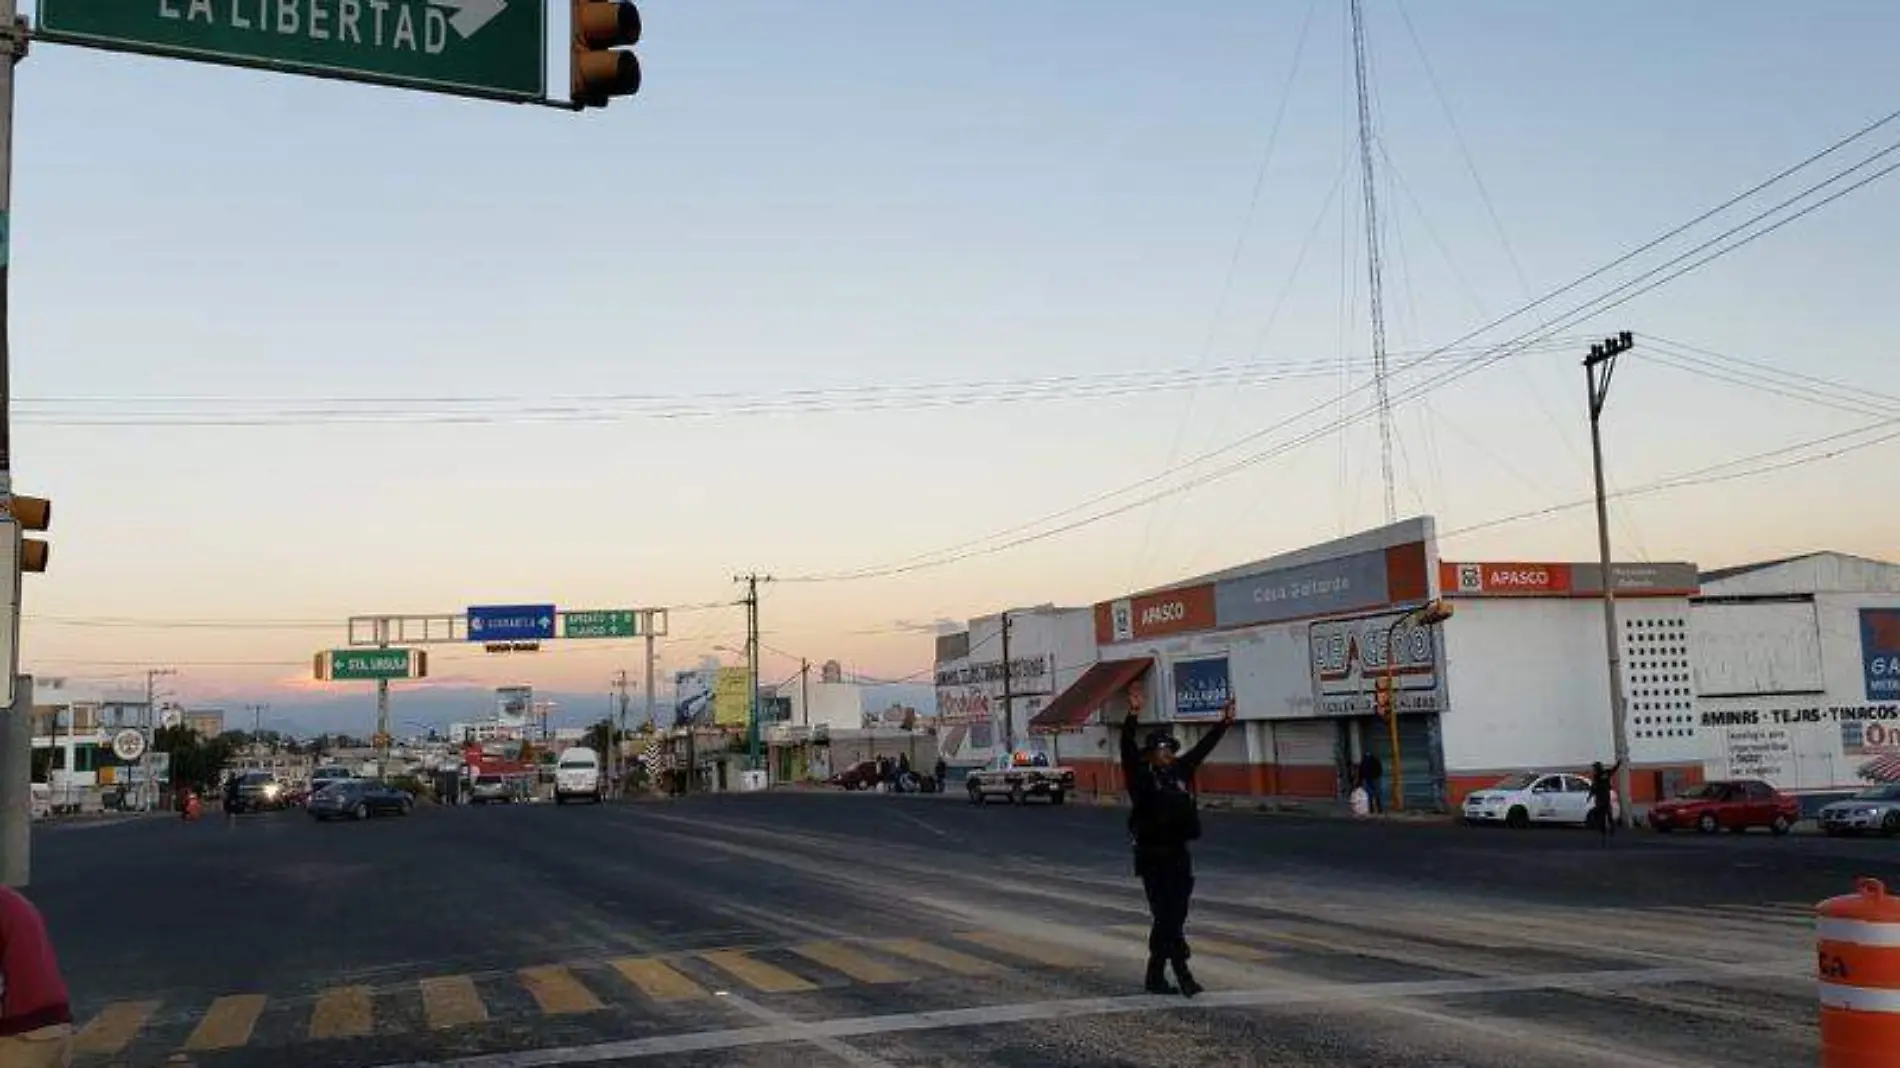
(1589, 760, 1621, 842)
(1121, 693, 1235, 998)
(1359, 750, 1385, 814)
(0, 886, 74, 1067)
(934, 757, 948, 794)
(222, 773, 240, 821)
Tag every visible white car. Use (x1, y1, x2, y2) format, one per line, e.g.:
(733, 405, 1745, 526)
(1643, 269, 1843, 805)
(1462, 772, 1621, 829)
(555, 746, 604, 805)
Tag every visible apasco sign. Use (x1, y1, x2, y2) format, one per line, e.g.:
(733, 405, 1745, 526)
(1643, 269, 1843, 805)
(37, 0, 547, 101)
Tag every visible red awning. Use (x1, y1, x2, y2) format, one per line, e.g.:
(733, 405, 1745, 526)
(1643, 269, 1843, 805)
(1028, 658, 1152, 734)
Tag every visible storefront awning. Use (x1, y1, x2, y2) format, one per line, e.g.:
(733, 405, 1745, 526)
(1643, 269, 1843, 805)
(1027, 658, 1152, 734)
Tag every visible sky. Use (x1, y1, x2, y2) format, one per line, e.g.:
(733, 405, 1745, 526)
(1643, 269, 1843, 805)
(13, 1, 1900, 727)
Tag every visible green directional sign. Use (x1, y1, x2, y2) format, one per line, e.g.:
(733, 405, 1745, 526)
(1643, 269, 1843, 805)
(324, 648, 422, 681)
(562, 609, 638, 639)
(37, 0, 547, 102)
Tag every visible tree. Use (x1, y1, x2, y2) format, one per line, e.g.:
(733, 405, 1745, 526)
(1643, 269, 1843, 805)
(156, 726, 237, 794)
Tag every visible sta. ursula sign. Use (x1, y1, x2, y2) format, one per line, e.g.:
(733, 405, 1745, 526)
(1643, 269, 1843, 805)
(320, 648, 425, 681)
(37, 0, 547, 103)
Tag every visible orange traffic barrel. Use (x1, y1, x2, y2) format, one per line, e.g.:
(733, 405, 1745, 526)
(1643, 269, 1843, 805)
(1818, 878, 1900, 1067)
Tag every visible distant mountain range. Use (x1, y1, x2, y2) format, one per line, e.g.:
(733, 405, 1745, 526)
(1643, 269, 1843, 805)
(220, 683, 936, 739)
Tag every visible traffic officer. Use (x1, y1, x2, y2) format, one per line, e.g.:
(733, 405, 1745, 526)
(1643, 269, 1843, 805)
(1120, 688, 1235, 997)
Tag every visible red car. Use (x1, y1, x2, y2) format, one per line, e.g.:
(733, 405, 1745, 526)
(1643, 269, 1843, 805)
(1648, 779, 1799, 836)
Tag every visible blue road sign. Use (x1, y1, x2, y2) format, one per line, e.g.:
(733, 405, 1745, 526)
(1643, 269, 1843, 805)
(467, 604, 556, 642)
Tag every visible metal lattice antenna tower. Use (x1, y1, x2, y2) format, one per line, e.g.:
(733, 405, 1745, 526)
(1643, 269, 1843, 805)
(1350, 0, 1396, 523)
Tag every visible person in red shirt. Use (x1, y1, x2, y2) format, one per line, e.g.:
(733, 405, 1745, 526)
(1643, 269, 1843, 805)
(0, 885, 73, 1067)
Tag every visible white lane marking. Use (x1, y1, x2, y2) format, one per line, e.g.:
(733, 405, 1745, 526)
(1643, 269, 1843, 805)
(887, 809, 951, 839)
(370, 957, 1808, 1068)
(716, 991, 899, 1068)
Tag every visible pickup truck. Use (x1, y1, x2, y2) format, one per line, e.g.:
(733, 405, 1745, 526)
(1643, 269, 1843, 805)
(965, 751, 1074, 806)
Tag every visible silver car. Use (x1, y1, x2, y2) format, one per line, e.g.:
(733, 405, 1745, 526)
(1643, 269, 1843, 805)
(1818, 783, 1900, 837)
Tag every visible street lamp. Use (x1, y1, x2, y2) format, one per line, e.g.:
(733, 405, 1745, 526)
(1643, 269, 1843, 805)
(1381, 598, 1455, 812)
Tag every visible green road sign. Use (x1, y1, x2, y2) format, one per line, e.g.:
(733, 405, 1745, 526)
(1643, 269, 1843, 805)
(563, 609, 637, 639)
(37, 0, 546, 103)
(325, 648, 420, 681)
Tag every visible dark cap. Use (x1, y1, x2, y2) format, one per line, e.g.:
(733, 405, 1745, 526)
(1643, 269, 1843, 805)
(1144, 729, 1180, 753)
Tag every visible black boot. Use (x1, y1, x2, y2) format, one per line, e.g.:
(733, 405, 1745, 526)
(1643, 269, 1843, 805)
(1143, 956, 1177, 995)
(1171, 957, 1203, 998)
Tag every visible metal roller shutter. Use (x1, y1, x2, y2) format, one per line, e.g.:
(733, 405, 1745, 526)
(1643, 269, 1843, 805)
(1368, 714, 1444, 811)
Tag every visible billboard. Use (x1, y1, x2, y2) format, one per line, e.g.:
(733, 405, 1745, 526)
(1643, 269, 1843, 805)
(673, 669, 712, 726)
(496, 686, 532, 723)
(714, 667, 752, 728)
(1440, 561, 1698, 598)
(1862, 609, 1900, 702)
(1172, 657, 1231, 720)
(1216, 549, 1392, 629)
(1308, 610, 1444, 717)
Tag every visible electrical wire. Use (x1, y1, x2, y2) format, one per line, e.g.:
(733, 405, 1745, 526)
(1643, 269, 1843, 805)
(783, 124, 1900, 583)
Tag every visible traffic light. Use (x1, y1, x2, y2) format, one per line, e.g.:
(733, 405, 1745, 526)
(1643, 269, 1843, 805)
(1414, 599, 1454, 627)
(11, 495, 50, 573)
(571, 0, 640, 109)
(1374, 675, 1394, 721)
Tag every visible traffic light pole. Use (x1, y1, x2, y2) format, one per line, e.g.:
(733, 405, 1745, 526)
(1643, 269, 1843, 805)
(0, 676, 29, 886)
(0, 6, 20, 516)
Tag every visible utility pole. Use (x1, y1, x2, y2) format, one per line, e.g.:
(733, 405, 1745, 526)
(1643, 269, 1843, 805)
(1350, 0, 1397, 523)
(612, 669, 631, 796)
(800, 658, 810, 728)
(732, 573, 773, 772)
(143, 668, 175, 811)
(372, 617, 391, 779)
(998, 611, 1014, 753)
(1586, 330, 1636, 827)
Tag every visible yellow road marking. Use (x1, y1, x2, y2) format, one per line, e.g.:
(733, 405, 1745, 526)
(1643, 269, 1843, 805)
(1111, 924, 1271, 962)
(699, 949, 818, 993)
(610, 957, 706, 1001)
(183, 994, 267, 1051)
(789, 941, 913, 984)
(520, 966, 605, 1016)
(957, 930, 1094, 968)
(74, 1000, 159, 1055)
(419, 975, 489, 1030)
(872, 938, 1004, 976)
(309, 985, 375, 1040)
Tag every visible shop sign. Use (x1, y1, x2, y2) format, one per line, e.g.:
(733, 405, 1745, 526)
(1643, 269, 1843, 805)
(1309, 611, 1444, 717)
(1172, 657, 1231, 719)
(1844, 718, 1900, 756)
(1097, 583, 1217, 644)
(1441, 561, 1698, 597)
(1862, 609, 1900, 702)
(1722, 726, 1794, 781)
(932, 655, 1054, 696)
(1215, 549, 1391, 629)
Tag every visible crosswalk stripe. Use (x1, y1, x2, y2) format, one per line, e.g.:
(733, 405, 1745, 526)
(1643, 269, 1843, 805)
(872, 938, 1004, 976)
(74, 1000, 159, 1055)
(419, 975, 489, 1029)
(519, 966, 605, 1015)
(699, 949, 819, 993)
(956, 931, 1094, 968)
(183, 994, 267, 1051)
(1110, 925, 1271, 962)
(309, 985, 375, 1040)
(790, 941, 914, 984)
(610, 957, 706, 1001)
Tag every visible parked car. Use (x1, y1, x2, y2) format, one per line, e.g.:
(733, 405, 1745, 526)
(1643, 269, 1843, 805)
(307, 780, 413, 821)
(1461, 772, 1620, 829)
(469, 774, 527, 804)
(827, 760, 882, 791)
(1818, 783, 1900, 837)
(1647, 779, 1799, 835)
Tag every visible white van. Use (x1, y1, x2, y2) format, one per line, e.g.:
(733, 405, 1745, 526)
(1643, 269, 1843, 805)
(555, 746, 604, 805)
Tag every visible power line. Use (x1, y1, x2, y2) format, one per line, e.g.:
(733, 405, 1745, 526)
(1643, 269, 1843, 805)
(1440, 416, 1900, 541)
(783, 127, 1900, 584)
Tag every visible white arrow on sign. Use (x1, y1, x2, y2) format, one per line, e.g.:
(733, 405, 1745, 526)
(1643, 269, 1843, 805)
(431, 0, 508, 39)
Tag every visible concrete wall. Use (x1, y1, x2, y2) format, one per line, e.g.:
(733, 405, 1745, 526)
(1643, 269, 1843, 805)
(783, 682, 869, 731)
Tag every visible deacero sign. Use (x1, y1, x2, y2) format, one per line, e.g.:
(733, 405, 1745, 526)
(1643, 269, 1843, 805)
(37, 0, 547, 101)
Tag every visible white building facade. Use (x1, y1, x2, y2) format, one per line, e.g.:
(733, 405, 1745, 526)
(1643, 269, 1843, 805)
(933, 605, 1097, 769)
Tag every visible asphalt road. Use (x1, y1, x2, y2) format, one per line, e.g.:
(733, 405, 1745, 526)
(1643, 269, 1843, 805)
(26, 791, 1897, 1067)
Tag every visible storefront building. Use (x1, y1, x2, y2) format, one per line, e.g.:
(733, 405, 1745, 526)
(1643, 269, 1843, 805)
(1687, 552, 1900, 800)
(933, 604, 1096, 769)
